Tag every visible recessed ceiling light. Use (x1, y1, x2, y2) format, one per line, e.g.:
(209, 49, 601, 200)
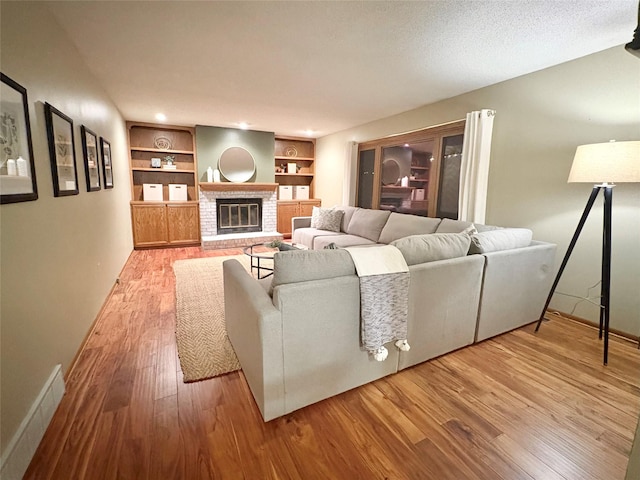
(404, 143, 410, 147)
(239, 122, 249, 130)
(155, 113, 167, 122)
(305, 129, 314, 137)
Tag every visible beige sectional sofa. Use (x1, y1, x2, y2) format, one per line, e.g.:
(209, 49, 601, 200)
(223, 206, 556, 421)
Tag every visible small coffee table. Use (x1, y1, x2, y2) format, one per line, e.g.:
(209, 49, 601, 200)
(243, 242, 299, 279)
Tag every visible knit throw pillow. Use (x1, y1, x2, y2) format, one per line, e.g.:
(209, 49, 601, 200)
(310, 207, 344, 232)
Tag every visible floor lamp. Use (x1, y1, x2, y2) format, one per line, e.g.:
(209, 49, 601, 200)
(535, 140, 640, 365)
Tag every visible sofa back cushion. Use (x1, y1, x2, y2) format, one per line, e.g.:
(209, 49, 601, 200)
(378, 212, 442, 244)
(335, 205, 358, 232)
(435, 218, 475, 233)
(391, 233, 471, 266)
(346, 208, 391, 242)
(271, 250, 355, 293)
(468, 228, 533, 254)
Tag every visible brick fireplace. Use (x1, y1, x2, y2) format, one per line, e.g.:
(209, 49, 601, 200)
(199, 183, 282, 249)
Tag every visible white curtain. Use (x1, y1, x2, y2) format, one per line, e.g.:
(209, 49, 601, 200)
(458, 109, 495, 224)
(343, 141, 358, 205)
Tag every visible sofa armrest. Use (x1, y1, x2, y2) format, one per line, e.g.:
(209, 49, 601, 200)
(223, 259, 285, 421)
(272, 276, 397, 415)
(292, 216, 311, 234)
(475, 241, 557, 342)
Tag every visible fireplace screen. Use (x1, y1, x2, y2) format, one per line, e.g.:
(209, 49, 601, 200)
(217, 198, 262, 234)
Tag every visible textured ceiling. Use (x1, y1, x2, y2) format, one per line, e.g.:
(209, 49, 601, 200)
(46, 0, 637, 137)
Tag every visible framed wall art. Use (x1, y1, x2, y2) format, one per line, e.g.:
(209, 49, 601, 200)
(44, 102, 79, 197)
(100, 137, 113, 189)
(0, 73, 38, 204)
(81, 125, 100, 192)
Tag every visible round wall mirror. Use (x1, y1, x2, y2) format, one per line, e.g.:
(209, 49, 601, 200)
(218, 147, 256, 183)
(381, 158, 401, 186)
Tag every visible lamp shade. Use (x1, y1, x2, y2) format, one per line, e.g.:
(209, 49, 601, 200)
(568, 141, 640, 183)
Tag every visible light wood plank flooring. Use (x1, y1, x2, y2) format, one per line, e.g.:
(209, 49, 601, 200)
(25, 247, 640, 479)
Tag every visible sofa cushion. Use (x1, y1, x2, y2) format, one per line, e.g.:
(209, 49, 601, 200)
(378, 212, 442, 244)
(391, 233, 471, 266)
(334, 205, 359, 232)
(292, 227, 343, 248)
(271, 250, 355, 292)
(435, 218, 475, 233)
(313, 234, 376, 250)
(310, 207, 344, 232)
(475, 223, 503, 233)
(345, 208, 391, 242)
(468, 228, 533, 254)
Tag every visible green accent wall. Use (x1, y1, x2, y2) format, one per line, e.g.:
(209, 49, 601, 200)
(195, 126, 275, 183)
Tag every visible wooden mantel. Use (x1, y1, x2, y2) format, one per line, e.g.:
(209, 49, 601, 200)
(199, 182, 278, 192)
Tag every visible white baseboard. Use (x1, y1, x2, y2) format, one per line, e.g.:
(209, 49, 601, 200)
(0, 365, 65, 480)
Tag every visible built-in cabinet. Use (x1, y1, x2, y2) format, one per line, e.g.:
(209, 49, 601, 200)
(277, 199, 321, 237)
(274, 136, 316, 199)
(274, 136, 321, 237)
(127, 122, 200, 248)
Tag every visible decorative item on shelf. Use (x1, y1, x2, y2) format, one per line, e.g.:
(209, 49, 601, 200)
(213, 168, 221, 182)
(168, 183, 187, 201)
(151, 157, 162, 168)
(294, 185, 309, 200)
(143, 183, 163, 201)
(279, 185, 293, 200)
(206, 166, 213, 182)
(154, 136, 172, 150)
(279, 163, 287, 172)
(284, 146, 298, 157)
(287, 162, 297, 174)
(162, 155, 176, 170)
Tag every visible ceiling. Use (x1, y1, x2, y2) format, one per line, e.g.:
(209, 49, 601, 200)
(46, 1, 637, 138)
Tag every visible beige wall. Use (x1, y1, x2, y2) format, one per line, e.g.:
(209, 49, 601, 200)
(0, 2, 133, 451)
(316, 46, 640, 336)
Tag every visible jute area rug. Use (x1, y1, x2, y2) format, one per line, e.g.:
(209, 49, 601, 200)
(173, 254, 253, 382)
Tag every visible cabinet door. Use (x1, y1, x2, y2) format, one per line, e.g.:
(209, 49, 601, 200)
(131, 204, 168, 247)
(167, 203, 200, 245)
(298, 200, 321, 217)
(277, 201, 300, 236)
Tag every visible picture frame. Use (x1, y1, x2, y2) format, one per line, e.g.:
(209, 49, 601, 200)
(0, 73, 38, 204)
(80, 125, 100, 192)
(44, 102, 79, 197)
(100, 137, 113, 189)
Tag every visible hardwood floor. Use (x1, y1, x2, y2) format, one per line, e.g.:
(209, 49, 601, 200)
(25, 246, 640, 479)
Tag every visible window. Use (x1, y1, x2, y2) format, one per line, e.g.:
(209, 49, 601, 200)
(356, 120, 465, 218)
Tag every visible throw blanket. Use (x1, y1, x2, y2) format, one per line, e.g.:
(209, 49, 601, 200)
(344, 245, 411, 361)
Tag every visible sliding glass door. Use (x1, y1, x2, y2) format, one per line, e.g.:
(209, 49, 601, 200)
(356, 120, 465, 218)
(356, 149, 375, 209)
(436, 133, 464, 219)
